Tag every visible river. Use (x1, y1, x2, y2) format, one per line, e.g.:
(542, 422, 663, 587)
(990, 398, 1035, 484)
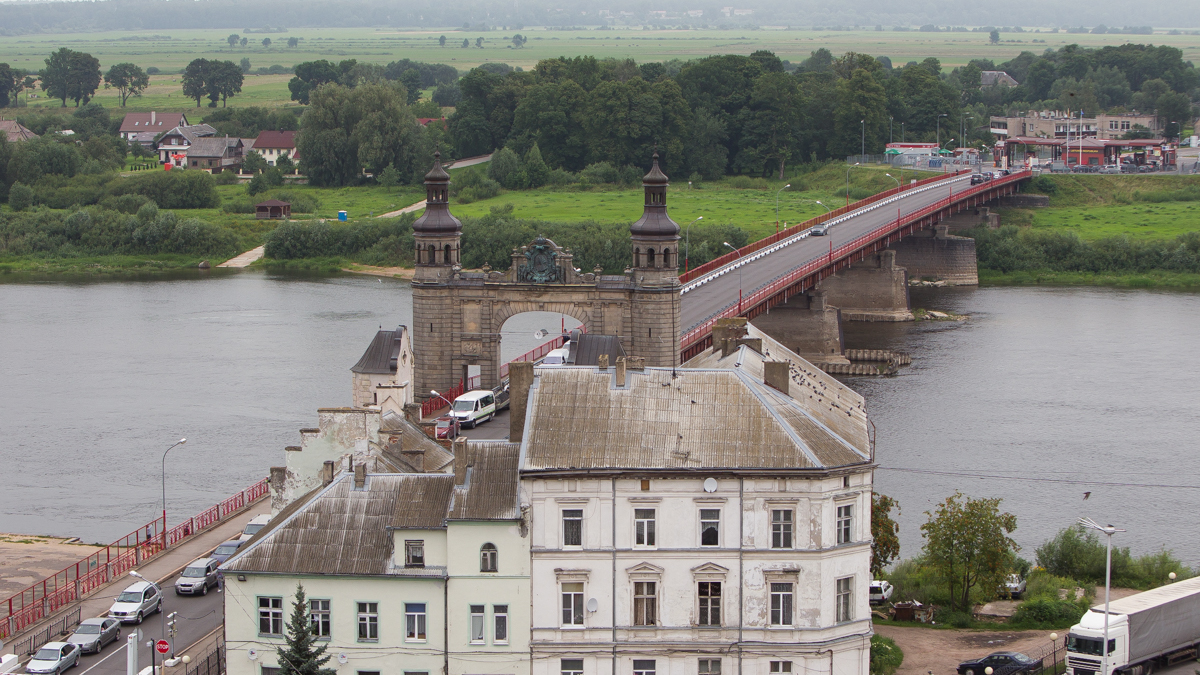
(1, 272, 1197, 566)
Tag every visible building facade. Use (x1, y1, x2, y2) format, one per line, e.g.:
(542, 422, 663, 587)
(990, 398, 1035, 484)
(253, 130, 299, 166)
(989, 110, 1161, 141)
(351, 325, 416, 409)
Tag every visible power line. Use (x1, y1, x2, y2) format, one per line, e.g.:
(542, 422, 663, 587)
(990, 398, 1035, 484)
(878, 466, 1200, 490)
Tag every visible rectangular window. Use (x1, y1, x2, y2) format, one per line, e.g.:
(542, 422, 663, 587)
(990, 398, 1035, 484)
(633, 661, 656, 675)
(563, 509, 583, 547)
(700, 509, 720, 547)
(357, 602, 378, 641)
(561, 660, 584, 675)
(262, 668, 281, 675)
(634, 509, 656, 546)
(836, 577, 853, 623)
(770, 583, 793, 626)
(258, 597, 283, 636)
(562, 583, 584, 626)
(836, 504, 853, 545)
(699, 660, 721, 675)
(771, 510, 793, 549)
(633, 581, 657, 626)
(405, 540, 425, 567)
(697, 582, 721, 626)
(309, 599, 330, 638)
(405, 602, 426, 641)
(769, 663, 791, 674)
(358, 671, 381, 675)
(470, 605, 485, 643)
(493, 605, 509, 644)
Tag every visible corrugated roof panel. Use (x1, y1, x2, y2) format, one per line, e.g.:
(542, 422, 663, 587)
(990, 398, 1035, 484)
(449, 442, 521, 521)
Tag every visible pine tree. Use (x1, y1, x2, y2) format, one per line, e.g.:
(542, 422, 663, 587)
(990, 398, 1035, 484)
(277, 585, 336, 675)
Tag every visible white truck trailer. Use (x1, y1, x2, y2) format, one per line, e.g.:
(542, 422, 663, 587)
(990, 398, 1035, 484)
(1065, 576, 1200, 675)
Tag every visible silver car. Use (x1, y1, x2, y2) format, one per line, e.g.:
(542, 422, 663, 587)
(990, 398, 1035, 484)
(66, 618, 121, 654)
(175, 557, 219, 596)
(107, 581, 162, 624)
(24, 642, 80, 675)
(210, 539, 246, 563)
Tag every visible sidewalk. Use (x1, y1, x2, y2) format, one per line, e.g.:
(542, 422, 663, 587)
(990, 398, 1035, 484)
(3, 501, 269, 659)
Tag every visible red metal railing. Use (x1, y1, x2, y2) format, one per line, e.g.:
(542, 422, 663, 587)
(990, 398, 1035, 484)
(680, 170, 969, 285)
(499, 335, 566, 380)
(679, 170, 1029, 359)
(2, 477, 269, 640)
(421, 378, 465, 419)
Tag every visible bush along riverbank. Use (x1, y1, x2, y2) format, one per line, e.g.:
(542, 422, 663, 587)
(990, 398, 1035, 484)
(967, 225, 1200, 289)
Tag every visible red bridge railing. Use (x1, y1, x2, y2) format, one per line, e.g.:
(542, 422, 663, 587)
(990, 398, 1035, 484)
(2, 477, 269, 641)
(679, 170, 1029, 359)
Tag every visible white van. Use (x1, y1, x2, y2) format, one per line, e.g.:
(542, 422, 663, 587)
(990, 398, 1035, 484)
(541, 347, 569, 366)
(450, 390, 497, 428)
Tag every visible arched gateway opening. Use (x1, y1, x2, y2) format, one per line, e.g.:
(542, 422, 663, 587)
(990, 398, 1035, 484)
(410, 152, 683, 400)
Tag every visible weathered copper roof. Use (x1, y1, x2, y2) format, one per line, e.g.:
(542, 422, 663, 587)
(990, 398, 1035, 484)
(412, 151, 461, 235)
(424, 150, 451, 181)
(642, 151, 669, 185)
(520, 366, 870, 474)
(630, 152, 680, 240)
(449, 442, 521, 520)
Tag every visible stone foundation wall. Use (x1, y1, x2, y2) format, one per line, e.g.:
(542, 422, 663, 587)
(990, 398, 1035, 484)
(751, 292, 848, 365)
(818, 251, 913, 321)
(889, 234, 979, 286)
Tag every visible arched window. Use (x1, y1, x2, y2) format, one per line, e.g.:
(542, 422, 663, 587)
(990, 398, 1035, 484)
(634, 247, 641, 267)
(647, 248, 656, 266)
(444, 244, 452, 264)
(480, 543, 498, 572)
(662, 248, 672, 267)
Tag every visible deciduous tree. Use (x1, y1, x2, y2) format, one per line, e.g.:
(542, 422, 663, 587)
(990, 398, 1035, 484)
(40, 48, 101, 107)
(921, 492, 1018, 612)
(399, 69, 423, 105)
(439, 35, 447, 47)
(207, 60, 244, 107)
(227, 34, 240, 50)
(0, 63, 18, 108)
(103, 63, 150, 107)
(287, 37, 299, 48)
(182, 58, 211, 107)
(871, 493, 901, 577)
(734, 71, 803, 178)
(262, 38, 272, 49)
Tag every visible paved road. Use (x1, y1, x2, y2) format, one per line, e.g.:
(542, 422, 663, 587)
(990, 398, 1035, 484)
(458, 409, 512, 441)
(679, 173, 974, 335)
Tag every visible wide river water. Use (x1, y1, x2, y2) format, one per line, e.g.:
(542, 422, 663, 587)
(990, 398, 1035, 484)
(1, 271, 1197, 567)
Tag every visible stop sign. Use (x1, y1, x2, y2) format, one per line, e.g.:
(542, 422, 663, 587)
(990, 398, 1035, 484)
(155, 640, 170, 655)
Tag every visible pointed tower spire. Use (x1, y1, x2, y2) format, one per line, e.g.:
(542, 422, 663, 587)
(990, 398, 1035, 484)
(629, 151, 679, 240)
(412, 151, 461, 234)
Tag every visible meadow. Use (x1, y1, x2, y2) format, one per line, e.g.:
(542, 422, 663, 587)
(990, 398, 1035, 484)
(5, 26, 1200, 111)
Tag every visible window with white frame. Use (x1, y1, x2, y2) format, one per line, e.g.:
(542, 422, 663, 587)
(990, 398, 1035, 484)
(562, 582, 585, 626)
(357, 602, 378, 641)
(697, 582, 721, 626)
(635, 509, 656, 547)
(700, 509, 720, 547)
(258, 597, 283, 636)
(836, 577, 853, 623)
(633, 660, 656, 675)
(769, 662, 792, 674)
(836, 504, 853, 545)
(561, 660, 584, 675)
(769, 583, 793, 626)
(405, 540, 425, 567)
(771, 509, 793, 549)
(633, 581, 657, 626)
(699, 659, 720, 675)
(405, 602, 426, 641)
(493, 605, 508, 644)
(309, 599, 330, 638)
(480, 543, 498, 572)
(470, 605, 485, 643)
(563, 509, 583, 548)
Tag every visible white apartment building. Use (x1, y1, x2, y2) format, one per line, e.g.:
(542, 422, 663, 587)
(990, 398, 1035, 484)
(515, 328, 875, 675)
(224, 442, 529, 675)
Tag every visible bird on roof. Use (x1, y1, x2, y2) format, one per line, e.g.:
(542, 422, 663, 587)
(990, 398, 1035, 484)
(1083, 491, 1091, 500)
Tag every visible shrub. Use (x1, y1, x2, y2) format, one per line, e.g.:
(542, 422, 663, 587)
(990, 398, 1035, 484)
(936, 609, 974, 628)
(268, 190, 319, 214)
(848, 187, 874, 199)
(377, 164, 401, 187)
(100, 193, 151, 214)
(264, 221, 333, 259)
(884, 557, 950, 606)
(222, 199, 256, 214)
(8, 183, 33, 212)
(215, 169, 240, 185)
(727, 175, 770, 190)
(579, 161, 622, 185)
(1028, 175, 1059, 195)
(524, 144, 550, 188)
(109, 170, 220, 209)
(488, 147, 523, 189)
(546, 168, 576, 186)
(869, 634, 903, 675)
(1008, 598, 1087, 628)
(452, 168, 501, 203)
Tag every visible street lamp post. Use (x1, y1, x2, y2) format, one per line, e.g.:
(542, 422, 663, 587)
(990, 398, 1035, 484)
(774, 185, 790, 234)
(128, 570, 166, 673)
(430, 389, 454, 408)
(160, 439, 186, 548)
(860, 119, 865, 163)
(845, 162, 860, 206)
(889, 116, 893, 144)
(884, 173, 900, 191)
(901, 122, 905, 142)
(722, 242, 743, 314)
(940, 138, 955, 172)
(937, 113, 948, 148)
(684, 216, 703, 273)
(812, 200, 832, 214)
(1079, 518, 1124, 675)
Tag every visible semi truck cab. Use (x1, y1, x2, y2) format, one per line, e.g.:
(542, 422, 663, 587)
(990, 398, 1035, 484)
(1066, 610, 1126, 675)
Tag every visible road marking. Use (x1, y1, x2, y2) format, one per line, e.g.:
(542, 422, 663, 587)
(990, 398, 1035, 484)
(78, 641, 128, 675)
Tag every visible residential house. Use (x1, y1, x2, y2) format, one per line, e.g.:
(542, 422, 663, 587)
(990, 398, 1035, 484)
(157, 124, 217, 165)
(990, 110, 1162, 140)
(253, 130, 298, 166)
(223, 441, 530, 675)
(0, 120, 37, 142)
(980, 71, 1019, 88)
(351, 325, 416, 409)
(517, 317, 875, 675)
(186, 136, 244, 173)
(119, 112, 187, 144)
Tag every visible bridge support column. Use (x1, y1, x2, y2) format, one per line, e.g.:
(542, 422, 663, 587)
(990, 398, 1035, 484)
(817, 250, 914, 321)
(889, 226, 979, 285)
(751, 290, 849, 366)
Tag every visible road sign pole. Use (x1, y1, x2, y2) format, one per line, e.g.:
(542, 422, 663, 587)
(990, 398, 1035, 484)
(126, 632, 139, 675)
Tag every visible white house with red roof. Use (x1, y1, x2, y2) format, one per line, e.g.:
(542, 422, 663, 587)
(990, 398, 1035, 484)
(253, 130, 299, 166)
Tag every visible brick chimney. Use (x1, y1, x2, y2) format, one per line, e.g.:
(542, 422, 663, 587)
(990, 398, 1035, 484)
(597, 354, 609, 370)
(321, 460, 335, 486)
(453, 437, 470, 485)
(508, 361, 535, 443)
(353, 464, 366, 488)
(615, 357, 627, 387)
(764, 361, 790, 396)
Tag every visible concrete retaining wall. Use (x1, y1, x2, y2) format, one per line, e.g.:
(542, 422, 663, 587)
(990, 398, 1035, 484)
(890, 233, 978, 286)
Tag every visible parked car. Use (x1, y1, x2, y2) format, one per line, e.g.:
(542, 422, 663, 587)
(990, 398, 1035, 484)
(24, 642, 80, 675)
(175, 557, 220, 595)
(957, 651, 1039, 675)
(1002, 573, 1027, 599)
(108, 580, 162, 624)
(239, 514, 272, 541)
(65, 618, 121, 655)
(434, 414, 460, 440)
(970, 173, 985, 185)
(869, 580, 894, 605)
(1099, 164, 1121, 174)
(449, 390, 497, 428)
(810, 223, 830, 236)
(211, 538, 246, 564)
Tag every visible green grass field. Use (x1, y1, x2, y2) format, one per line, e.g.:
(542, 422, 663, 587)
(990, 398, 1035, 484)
(5, 27, 1200, 111)
(1023, 201, 1200, 241)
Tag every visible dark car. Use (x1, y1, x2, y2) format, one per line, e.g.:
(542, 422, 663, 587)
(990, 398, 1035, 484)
(65, 618, 121, 654)
(970, 174, 985, 185)
(957, 651, 1039, 675)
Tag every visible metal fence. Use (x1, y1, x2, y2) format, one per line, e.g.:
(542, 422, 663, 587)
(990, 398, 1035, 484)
(9, 606, 81, 656)
(186, 639, 226, 675)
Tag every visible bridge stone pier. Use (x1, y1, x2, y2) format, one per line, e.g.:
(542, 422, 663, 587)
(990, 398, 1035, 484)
(888, 225, 980, 285)
(750, 289, 849, 366)
(817, 249, 914, 321)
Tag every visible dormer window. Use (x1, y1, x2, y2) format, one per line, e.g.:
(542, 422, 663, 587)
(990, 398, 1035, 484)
(405, 540, 425, 567)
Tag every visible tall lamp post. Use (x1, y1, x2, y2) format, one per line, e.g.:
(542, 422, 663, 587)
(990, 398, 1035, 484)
(940, 138, 955, 173)
(683, 216, 703, 273)
(812, 200, 832, 214)
(722, 242, 743, 314)
(160, 438, 186, 548)
(774, 185, 790, 234)
(884, 173, 900, 190)
(937, 113, 948, 148)
(860, 119, 866, 163)
(1079, 518, 1124, 675)
(845, 162, 861, 206)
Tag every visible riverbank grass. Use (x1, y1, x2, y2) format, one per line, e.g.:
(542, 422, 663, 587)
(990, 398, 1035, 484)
(979, 269, 1200, 288)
